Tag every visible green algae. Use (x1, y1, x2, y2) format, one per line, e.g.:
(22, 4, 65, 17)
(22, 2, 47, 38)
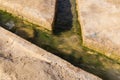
(0, 1, 120, 80)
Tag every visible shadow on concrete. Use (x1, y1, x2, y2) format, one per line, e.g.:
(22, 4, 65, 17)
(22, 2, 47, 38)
(52, 0, 73, 35)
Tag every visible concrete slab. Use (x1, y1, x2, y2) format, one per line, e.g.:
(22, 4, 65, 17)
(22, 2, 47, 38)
(0, 0, 56, 30)
(76, 0, 120, 62)
(0, 27, 101, 80)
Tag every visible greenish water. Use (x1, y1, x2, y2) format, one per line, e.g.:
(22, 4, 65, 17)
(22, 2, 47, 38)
(0, 0, 120, 79)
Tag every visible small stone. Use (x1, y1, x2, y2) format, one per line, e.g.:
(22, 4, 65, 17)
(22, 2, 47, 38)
(5, 21, 15, 29)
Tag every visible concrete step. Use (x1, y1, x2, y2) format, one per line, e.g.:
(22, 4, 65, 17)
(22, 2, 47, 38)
(0, 0, 56, 30)
(77, 0, 120, 63)
(0, 27, 101, 80)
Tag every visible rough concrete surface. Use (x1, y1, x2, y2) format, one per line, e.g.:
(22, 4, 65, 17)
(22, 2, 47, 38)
(76, 0, 120, 62)
(0, 27, 101, 80)
(0, 0, 56, 30)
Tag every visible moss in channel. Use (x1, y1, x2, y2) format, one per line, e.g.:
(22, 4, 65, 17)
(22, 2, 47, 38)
(0, 1, 120, 79)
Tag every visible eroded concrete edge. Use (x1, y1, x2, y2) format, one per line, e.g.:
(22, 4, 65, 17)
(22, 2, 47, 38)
(0, 27, 102, 80)
(76, 0, 120, 63)
(0, 0, 57, 30)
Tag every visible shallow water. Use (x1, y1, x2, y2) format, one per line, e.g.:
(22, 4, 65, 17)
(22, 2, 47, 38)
(0, 0, 120, 80)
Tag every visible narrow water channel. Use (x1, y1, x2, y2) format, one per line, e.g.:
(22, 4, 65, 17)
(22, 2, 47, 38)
(0, 0, 120, 80)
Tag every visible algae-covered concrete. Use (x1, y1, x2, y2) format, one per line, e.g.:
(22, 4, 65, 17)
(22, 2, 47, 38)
(0, 27, 101, 80)
(76, 0, 120, 62)
(0, 0, 56, 30)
